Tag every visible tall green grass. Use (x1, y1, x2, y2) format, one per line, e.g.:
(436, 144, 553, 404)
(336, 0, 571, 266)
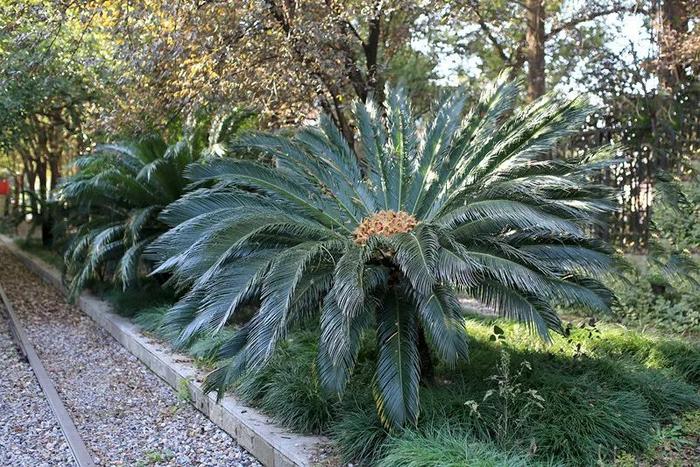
(102, 282, 176, 318)
(236, 331, 336, 434)
(232, 315, 699, 466)
(378, 428, 542, 467)
(15, 238, 64, 270)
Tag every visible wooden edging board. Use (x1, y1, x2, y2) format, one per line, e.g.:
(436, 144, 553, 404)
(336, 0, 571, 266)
(0, 282, 97, 467)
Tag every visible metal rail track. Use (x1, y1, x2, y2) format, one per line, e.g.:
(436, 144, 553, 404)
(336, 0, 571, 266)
(0, 281, 96, 467)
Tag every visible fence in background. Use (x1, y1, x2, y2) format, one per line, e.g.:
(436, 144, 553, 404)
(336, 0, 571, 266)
(553, 90, 700, 250)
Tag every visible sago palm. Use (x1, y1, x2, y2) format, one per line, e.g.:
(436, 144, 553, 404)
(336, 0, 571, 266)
(149, 74, 618, 429)
(58, 135, 199, 297)
(59, 112, 255, 297)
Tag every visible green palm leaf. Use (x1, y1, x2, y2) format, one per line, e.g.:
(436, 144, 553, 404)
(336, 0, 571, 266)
(59, 128, 221, 297)
(375, 291, 420, 429)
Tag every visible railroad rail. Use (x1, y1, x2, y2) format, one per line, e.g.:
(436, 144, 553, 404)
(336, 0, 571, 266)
(0, 281, 96, 467)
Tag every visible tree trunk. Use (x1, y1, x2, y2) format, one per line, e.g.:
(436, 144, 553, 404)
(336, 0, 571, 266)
(12, 175, 21, 215)
(41, 217, 54, 248)
(49, 152, 61, 190)
(525, 0, 546, 101)
(2, 188, 9, 216)
(35, 159, 54, 248)
(363, 13, 383, 104)
(658, 0, 689, 89)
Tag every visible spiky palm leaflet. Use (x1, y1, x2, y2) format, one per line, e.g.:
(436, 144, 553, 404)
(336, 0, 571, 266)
(149, 73, 619, 429)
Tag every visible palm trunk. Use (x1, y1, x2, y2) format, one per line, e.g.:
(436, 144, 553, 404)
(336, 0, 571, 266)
(418, 326, 435, 385)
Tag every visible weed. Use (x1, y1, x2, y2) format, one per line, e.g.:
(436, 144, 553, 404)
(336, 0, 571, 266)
(136, 449, 175, 466)
(613, 451, 636, 467)
(177, 379, 191, 403)
(680, 410, 700, 436)
(464, 350, 544, 446)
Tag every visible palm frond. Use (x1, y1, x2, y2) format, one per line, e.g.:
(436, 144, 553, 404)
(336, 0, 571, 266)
(374, 291, 420, 429)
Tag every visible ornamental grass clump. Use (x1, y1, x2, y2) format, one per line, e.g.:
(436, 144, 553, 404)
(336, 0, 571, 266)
(149, 72, 619, 429)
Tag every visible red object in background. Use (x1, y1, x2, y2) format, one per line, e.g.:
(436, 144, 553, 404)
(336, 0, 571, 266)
(0, 179, 9, 195)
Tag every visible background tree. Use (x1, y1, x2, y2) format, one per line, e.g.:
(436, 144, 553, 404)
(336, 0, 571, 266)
(99, 0, 444, 140)
(435, 0, 647, 100)
(656, 0, 697, 90)
(0, 0, 113, 243)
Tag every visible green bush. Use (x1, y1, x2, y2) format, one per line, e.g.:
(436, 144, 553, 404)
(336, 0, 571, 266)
(609, 271, 700, 334)
(581, 359, 700, 417)
(186, 329, 238, 364)
(607, 170, 700, 335)
(653, 172, 700, 253)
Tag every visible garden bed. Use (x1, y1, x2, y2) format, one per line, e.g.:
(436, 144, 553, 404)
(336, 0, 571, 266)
(5, 234, 699, 466)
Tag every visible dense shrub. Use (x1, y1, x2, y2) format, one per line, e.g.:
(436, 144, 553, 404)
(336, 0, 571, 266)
(609, 268, 700, 334)
(607, 170, 700, 335)
(653, 171, 700, 253)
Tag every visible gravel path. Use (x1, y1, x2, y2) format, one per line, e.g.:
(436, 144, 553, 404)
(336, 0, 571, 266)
(0, 247, 261, 467)
(0, 303, 76, 467)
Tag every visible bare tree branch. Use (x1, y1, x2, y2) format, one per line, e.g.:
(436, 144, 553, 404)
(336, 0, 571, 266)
(466, 0, 512, 65)
(546, 4, 646, 39)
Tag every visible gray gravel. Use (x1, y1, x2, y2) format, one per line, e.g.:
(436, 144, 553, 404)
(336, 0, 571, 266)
(0, 248, 261, 467)
(0, 304, 76, 467)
